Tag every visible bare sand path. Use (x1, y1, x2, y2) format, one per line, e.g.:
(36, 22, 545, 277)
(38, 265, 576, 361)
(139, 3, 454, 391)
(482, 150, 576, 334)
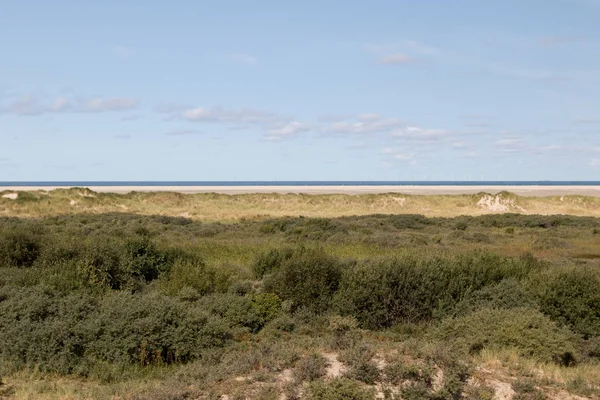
(2, 185, 600, 197)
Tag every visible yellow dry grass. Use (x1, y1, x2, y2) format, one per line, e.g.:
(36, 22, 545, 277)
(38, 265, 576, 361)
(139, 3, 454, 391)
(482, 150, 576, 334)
(2, 189, 600, 221)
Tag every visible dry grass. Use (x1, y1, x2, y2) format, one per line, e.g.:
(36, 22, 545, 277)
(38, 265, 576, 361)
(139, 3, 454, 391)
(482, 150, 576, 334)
(2, 189, 600, 221)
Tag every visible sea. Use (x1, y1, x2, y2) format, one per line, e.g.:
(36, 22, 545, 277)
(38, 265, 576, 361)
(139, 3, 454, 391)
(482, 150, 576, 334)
(1, 181, 600, 187)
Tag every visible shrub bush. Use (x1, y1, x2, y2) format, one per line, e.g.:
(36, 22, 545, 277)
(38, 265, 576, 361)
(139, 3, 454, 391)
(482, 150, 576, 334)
(0, 229, 40, 268)
(531, 267, 600, 338)
(306, 378, 374, 400)
(251, 292, 282, 326)
(252, 248, 294, 278)
(294, 353, 327, 383)
(264, 247, 341, 313)
(0, 288, 232, 374)
(433, 308, 578, 365)
(334, 252, 537, 328)
(451, 278, 537, 317)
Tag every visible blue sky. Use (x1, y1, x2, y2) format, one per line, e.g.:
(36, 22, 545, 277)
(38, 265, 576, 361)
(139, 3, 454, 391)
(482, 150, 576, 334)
(1, 0, 599, 181)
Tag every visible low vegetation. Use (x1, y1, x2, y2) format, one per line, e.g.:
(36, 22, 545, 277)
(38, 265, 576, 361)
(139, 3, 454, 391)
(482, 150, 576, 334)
(0, 207, 600, 398)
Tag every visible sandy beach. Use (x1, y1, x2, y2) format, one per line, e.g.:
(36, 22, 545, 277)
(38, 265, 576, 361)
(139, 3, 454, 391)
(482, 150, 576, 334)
(2, 185, 600, 197)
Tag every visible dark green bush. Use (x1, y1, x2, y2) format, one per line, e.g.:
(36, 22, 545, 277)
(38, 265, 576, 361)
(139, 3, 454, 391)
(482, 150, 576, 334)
(531, 268, 600, 338)
(264, 247, 341, 313)
(0, 288, 232, 374)
(433, 308, 578, 365)
(385, 362, 433, 386)
(253, 248, 295, 278)
(0, 229, 40, 268)
(345, 360, 380, 384)
(197, 294, 263, 333)
(251, 292, 282, 325)
(306, 378, 374, 400)
(334, 252, 537, 328)
(451, 278, 537, 317)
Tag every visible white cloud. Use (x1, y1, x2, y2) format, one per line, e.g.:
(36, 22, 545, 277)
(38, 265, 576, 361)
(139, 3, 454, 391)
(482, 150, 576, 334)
(5, 95, 139, 115)
(82, 97, 139, 112)
(357, 113, 380, 121)
(47, 97, 72, 112)
(266, 122, 310, 140)
(182, 107, 286, 125)
(9, 95, 43, 115)
(179, 106, 310, 140)
(327, 114, 404, 135)
(379, 53, 414, 65)
(393, 126, 449, 142)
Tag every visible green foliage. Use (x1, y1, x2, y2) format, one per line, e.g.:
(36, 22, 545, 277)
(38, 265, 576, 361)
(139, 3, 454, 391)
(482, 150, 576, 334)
(334, 252, 537, 328)
(384, 362, 433, 386)
(452, 278, 538, 316)
(251, 292, 282, 325)
(2, 211, 600, 396)
(345, 360, 380, 384)
(512, 380, 546, 400)
(306, 378, 375, 400)
(159, 258, 221, 297)
(434, 308, 578, 365)
(0, 229, 40, 268)
(294, 353, 327, 382)
(531, 267, 600, 338)
(0, 287, 232, 374)
(264, 247, 342, 313)
(252, 248, 294, 278)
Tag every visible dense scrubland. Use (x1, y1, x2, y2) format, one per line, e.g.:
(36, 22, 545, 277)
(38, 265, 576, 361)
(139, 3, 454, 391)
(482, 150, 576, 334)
(1, 205, 600, 398)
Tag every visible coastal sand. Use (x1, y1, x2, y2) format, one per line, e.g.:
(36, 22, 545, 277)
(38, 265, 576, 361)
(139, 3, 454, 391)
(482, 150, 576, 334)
(2, 185, 600, 197)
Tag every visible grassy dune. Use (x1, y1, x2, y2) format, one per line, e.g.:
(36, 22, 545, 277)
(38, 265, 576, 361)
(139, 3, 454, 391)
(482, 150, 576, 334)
(2, 188, 600, 220)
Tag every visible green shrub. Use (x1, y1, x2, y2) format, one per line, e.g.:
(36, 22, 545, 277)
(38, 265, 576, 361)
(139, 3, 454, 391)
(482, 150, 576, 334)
(252, 248, 294, 278)
(434, 308, 578, 365)
(0, 229, 40, 268)
(451, 278, 537, 317)
(385, 362, 433, 386)
(531, 267, 600, 338)
(197, 294, 263, 333)
(123, 237, 167, 282)
(0, 288, 232, 374)
(329, 315, 360, 349)
(264, 248, 341, 313)
(512, 380, 546, 400)
(463, 385, 495, 400)
(345, 360, 380, 384)
(335, 252, 537, 328)
(306, 378, 374, 400)
(294, 353, 327, 383)
(251, 293, 282, 325)
(76, 238, 131, 290)
(159, 258, 219, 297)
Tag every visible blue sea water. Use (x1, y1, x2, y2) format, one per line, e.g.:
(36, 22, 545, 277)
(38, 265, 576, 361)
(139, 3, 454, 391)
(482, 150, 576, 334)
(1, 181, 600, 187)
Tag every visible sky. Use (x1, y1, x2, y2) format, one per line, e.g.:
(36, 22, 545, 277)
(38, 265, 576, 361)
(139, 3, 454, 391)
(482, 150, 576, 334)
(1, 0, 599, 181)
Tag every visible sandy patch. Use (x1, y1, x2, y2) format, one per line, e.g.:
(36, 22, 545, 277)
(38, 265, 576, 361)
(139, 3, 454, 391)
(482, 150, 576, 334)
(2, 193, 18, 200)
(477, 194, 527, 213)
(322, 353, 346, 379)
(488, 379, 515, 400)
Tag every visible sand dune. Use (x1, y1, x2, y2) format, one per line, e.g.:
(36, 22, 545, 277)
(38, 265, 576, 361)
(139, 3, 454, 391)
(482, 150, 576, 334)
(2, 185, 600, 196)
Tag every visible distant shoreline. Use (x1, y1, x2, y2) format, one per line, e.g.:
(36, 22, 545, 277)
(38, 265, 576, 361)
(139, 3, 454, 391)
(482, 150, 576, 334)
(3, 185, 600, 197)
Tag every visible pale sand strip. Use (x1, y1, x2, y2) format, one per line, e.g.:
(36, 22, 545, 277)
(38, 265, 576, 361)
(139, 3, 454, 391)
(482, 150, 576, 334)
(2, 185, 600, 196)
